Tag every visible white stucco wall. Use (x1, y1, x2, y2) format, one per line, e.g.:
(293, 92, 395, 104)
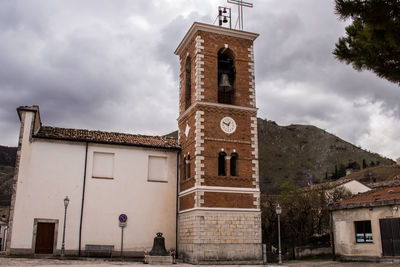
(333, 206, 400, 257)
(10, 110, 178, 254)
(340, 180, 370, 195)
(11, 138, 85, 251)
(82, 144, 177, 252)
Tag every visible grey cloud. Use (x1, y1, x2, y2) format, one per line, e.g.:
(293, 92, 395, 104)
(0, 0, 398, 159)
(156, 12, 213, 81)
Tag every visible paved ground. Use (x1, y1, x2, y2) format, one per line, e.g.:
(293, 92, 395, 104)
(0, 257, 399, 267)
(284, 260, 398, 267)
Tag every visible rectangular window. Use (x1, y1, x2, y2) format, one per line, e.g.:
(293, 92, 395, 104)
(355, 220, 373, 243)
(148, 156, 168, 182)
(92, 152, 114, 179)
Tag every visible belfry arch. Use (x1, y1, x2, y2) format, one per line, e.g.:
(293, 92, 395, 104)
(217, 47, 235, 104)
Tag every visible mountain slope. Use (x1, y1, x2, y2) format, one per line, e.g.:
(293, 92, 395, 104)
(0, 145, 17, 167)
(258, 118, 394, 193)
(0, 166, 13, 206)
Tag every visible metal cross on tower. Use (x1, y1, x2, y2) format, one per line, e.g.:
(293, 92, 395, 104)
(227, 0, 253, 30)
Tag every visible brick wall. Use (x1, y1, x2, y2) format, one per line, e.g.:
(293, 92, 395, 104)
(203, 192, 255, 208)
(179, 192, 195, 211)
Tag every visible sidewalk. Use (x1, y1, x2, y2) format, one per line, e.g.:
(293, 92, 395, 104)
(0, 257, 398, 266)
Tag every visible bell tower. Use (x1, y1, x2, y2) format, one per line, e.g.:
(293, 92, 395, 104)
(175, 22, 262, 264)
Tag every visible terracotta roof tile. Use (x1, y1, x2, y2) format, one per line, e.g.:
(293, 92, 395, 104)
(368, 175, 400, 189)
(34, 126, 180, 150)
(304, 177, 355, 191)
(331, 185, 400, 210)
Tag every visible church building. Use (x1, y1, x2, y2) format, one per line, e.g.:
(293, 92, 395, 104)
(7, 22, 262, 264)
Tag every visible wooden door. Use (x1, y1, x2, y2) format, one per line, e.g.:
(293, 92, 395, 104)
(380, 218, 400, 256)
(35, 222, 55, 254)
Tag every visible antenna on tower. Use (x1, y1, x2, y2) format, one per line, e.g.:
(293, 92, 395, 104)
(227, 0, 253, 30)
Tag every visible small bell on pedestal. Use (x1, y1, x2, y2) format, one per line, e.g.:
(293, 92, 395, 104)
(149, 232, 168, 256)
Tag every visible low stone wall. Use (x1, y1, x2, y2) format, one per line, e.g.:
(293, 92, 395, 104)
(295, 245, 331, 259)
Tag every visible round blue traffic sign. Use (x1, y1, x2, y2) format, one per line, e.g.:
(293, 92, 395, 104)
(119, 214, 128, 223)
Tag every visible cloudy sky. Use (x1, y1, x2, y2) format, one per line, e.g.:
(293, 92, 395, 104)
(0, 0, 399, 160)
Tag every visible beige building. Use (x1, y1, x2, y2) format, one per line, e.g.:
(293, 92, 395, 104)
(8, 106, 179, 256)
(330, 186, 400, 260)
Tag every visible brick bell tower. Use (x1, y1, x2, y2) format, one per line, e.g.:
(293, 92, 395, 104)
(175, 22, 262, 264)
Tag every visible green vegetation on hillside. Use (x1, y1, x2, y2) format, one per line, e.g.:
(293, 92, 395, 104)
(0, 146, 17, 166)
(257, 118, 394, 194)
(0, 166, 13, 206)
(262, 183, 351, 248)
(340, 165, 400, 185)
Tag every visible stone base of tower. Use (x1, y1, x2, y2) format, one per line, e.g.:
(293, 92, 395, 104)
(178, 210, 262, 264)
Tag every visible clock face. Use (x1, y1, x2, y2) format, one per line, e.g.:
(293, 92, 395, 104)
(220, 117, 237, 134)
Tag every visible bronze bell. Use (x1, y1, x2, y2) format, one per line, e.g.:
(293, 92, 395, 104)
(219, 73, 231, 88)
(149, 232, 169, 256)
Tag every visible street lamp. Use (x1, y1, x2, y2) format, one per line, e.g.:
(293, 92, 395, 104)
(276, 204, 282, 265)
(61, 196, 69, 257)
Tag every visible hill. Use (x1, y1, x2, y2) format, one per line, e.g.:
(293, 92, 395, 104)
(342, 165, 400, 187)
(257, 118, 394, 193)
(0, 166, 13, 206)
(0, 145, 17, 167)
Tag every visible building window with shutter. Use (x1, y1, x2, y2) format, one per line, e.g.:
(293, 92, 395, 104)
(148, 156, 168, 182)
(92, 152, 114, 179)
(354, 220, 373, 243)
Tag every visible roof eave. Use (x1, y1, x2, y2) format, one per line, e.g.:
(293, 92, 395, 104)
(32, 135, 181, 151)
(174, 22, 259, 56)
(330, 198, 400, 211)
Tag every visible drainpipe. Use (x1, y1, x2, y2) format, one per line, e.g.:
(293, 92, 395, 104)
(175, 150, 180, 258)
(78, 142, 89, 256)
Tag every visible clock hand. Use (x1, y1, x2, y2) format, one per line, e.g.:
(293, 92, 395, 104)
(223, 122, 229, 126)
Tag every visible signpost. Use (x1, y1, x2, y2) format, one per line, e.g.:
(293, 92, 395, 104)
(119, 214, 127, 257)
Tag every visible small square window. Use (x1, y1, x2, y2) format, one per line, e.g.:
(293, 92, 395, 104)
(148, 156, 168, 182)
(92, 152, 114, 179)
(355, 220, 373, 243)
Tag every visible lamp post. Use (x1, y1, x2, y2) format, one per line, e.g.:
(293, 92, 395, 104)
(276, 204, 282, 265)
(61, 196, 69, 257)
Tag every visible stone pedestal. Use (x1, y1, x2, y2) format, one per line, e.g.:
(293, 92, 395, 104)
(178, 210, 262, 264)
(147, 255, 173, 265)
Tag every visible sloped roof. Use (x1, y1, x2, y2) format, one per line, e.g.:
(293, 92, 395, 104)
(303, 177, 370, 193)
(34, 126, 180, 150)
(368, 175, 400, 189)
(307, 177, 356, 191)
(330, 185, 400, 210)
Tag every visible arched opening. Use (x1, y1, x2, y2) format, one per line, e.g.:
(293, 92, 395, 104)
(186, 155, 191, 179)
(218, 152, 226, 176)
(183, 156, 187, 180)
(185, 56, 192, 110)
(218, 48, 235, 104)
(230, 153, 238, 176)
